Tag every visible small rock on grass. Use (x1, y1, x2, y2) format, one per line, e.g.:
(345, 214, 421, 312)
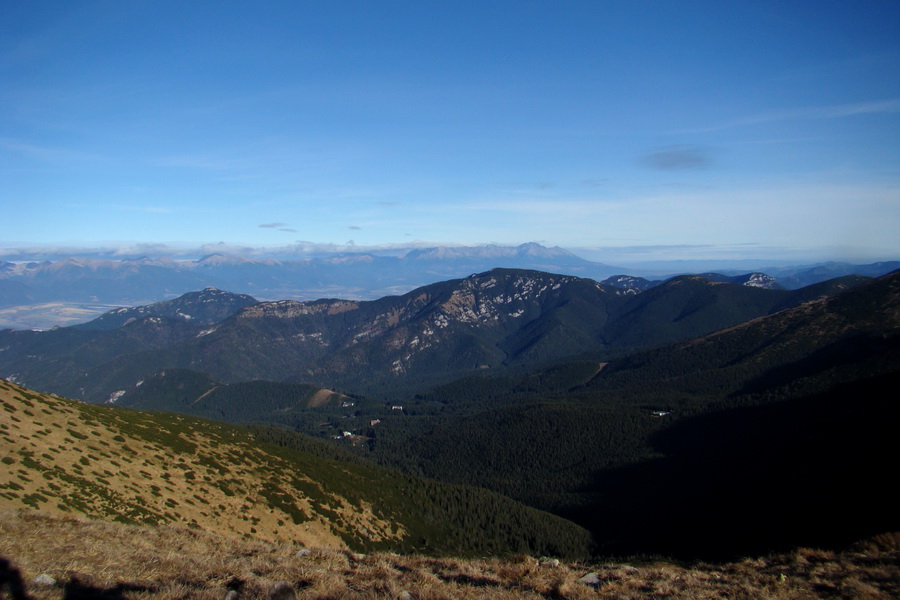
(32, 574, 56, 587)
(540, 557, 561, 568)
(267, 582, 296, 600)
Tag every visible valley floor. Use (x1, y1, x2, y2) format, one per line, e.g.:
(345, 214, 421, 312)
(1, 510, 898, 600)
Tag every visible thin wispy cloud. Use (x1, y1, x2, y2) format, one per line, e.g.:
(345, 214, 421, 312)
(155, 144, 345, 187)
(458, 198, 611, 217)
(0, 240, 459, 262)
(445, 179, 900, 254)
(0, 137, 106, 164)
(638, 146, 713, 170)
(109, 204, 175, 214)
(157, 155, 247, 171)
(260, 223, 297, 233)
(820, 98, 900, 117)
(748, 98, 900, 123)
(682, 98, 900, 133)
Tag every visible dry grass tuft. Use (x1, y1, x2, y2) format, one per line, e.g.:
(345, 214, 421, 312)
(2, 510, 898, 599)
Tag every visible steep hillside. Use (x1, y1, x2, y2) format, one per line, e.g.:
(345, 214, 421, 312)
(601, 274, 790, 349)
(0, 379, 593, 558)
(578, 269, 900, 402)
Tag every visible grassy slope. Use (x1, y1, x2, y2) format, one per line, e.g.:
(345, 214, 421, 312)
(1, 510, 898, 600)
(0, 378, 399, 550)
(0, 378, 592, 559)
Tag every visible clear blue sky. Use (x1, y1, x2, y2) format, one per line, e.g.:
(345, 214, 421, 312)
(2, 1, 899, 264)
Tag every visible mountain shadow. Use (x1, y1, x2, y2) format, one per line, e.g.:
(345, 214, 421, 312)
(572, 372, 899, 560)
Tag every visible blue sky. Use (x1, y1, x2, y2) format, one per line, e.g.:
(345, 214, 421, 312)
(2, 1, 899, 264)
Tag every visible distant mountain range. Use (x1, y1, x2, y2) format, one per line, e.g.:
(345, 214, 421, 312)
(0, 267, 875, 405)
(0, 243, 612, 308)
(1, 242, 897, 329)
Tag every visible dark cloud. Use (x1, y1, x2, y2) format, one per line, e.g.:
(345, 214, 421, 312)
(349, 225, 362, 230)
(639, 145, 712, 170)
(279, 228, 297, 233)
(259, 222, 288, 228)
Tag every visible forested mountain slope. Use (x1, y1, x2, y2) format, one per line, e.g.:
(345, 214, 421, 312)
(346, 270, 900, 558)
(0, 268, 867, 404)
(0, 379, 593, 558)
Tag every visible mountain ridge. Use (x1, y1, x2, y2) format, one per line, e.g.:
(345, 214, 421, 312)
(0, 268, 876, 403)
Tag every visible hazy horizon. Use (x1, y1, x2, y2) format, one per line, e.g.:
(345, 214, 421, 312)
(0, 239, 896, 274)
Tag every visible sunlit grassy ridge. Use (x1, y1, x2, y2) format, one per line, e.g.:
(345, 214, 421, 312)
(0, 378, 592, 558)
(0, 377, 399, 549)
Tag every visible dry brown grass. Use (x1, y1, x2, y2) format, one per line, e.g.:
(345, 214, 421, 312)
(2, 510, 898, 600)
(0, 380, 402, 551)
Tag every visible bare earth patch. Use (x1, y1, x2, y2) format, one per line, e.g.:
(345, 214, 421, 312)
(307, 389, 347, 408)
